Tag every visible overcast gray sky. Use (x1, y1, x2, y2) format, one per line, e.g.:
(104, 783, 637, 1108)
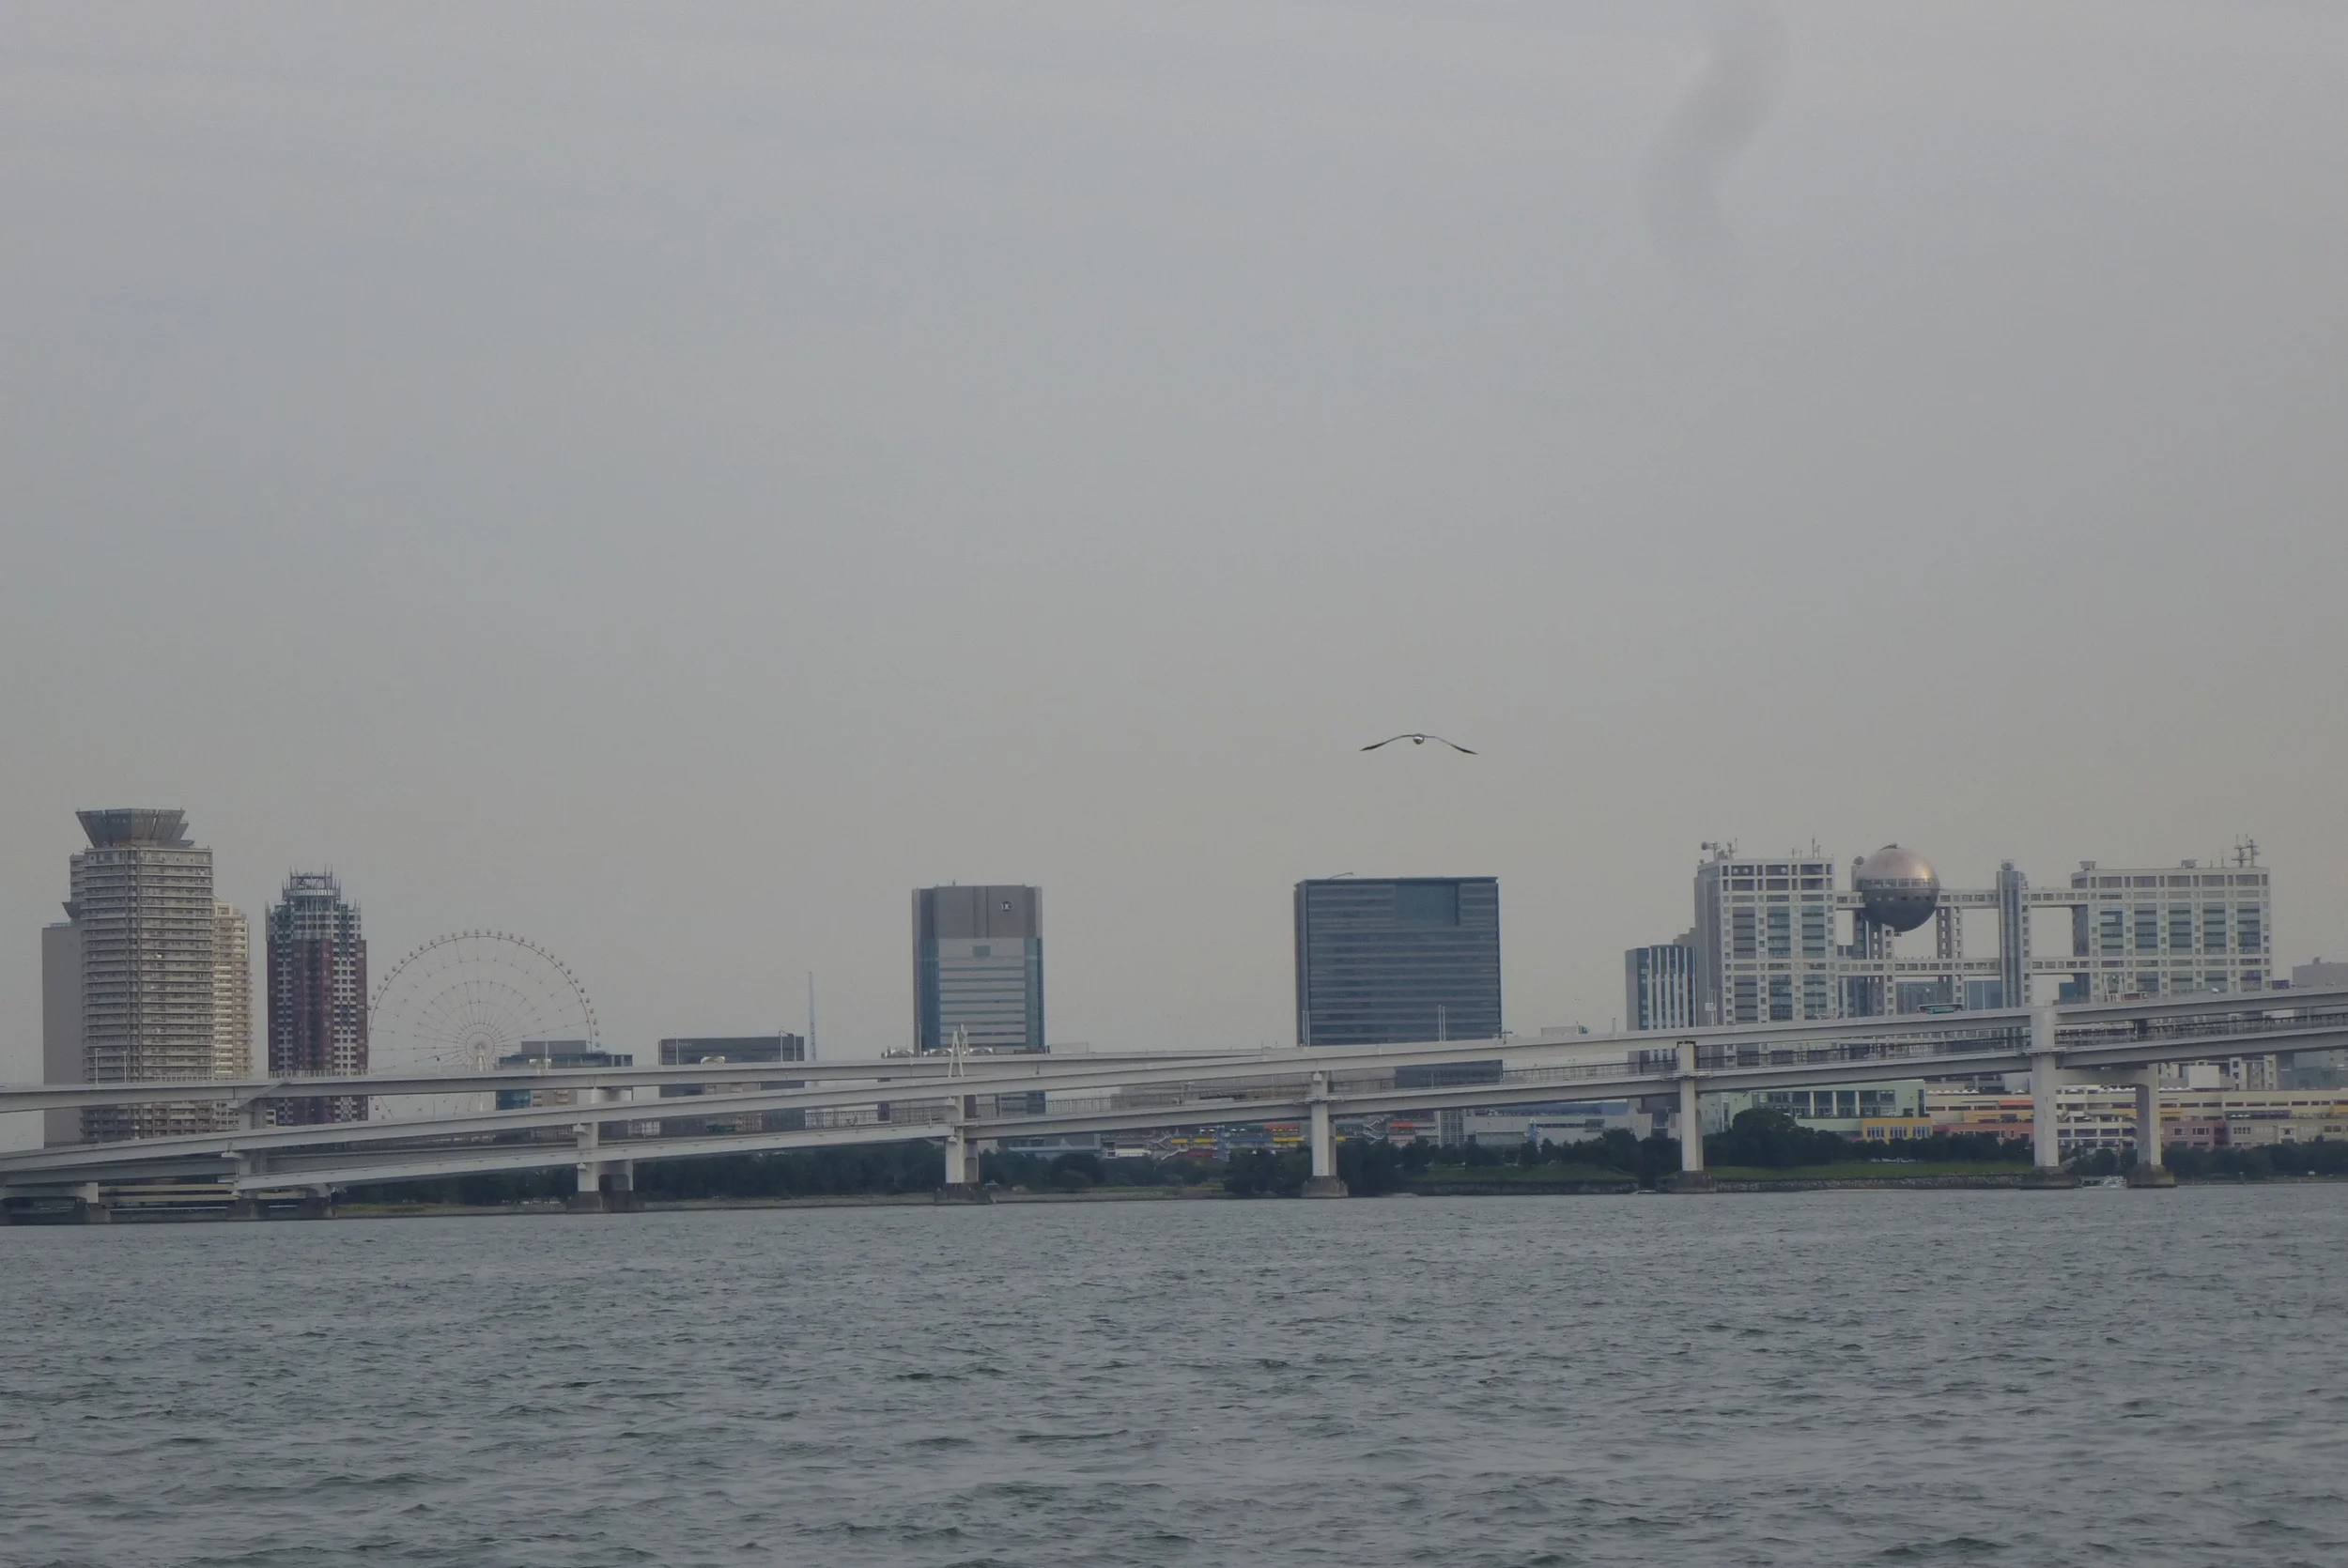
(4, 1, 2344, 1105)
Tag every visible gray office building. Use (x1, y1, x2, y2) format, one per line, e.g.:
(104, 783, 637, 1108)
(657, 1034, 809, 1130)
(913, 885, 1044, 1053)
(658, 1034, 807, 1068)
(1293, 877, 1502, 1047)
(1624, 935, 1696, 1031)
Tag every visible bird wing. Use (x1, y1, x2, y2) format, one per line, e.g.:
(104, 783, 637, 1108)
(1438, 737, 1478, 754)
(1361, 735, 1406, 751)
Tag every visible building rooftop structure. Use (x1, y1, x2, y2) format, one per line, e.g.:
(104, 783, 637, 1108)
(75, 808, 193, 848)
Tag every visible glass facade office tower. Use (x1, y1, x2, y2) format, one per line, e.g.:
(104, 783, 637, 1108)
(1293, 878, 1502, 1046)
(1624, 938, 1695, 1031)
(265, 871, 368, 1125)
(61, 809, 244, 1141)
(913, 886, 1044, 1053)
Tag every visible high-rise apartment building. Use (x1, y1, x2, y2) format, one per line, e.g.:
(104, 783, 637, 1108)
(913, 886, 1044, 1053)
(1294, 877, 1502, 1046)
(214, 902, 252, 1082)
(40, 919, 83, 1147)
(61, 809, 239, 1141)
(1624, 935, 1696, 1031)
(265, 871, 367, 1124)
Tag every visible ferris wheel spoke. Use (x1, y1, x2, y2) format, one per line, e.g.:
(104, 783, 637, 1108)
(368, 931, 597, 1080)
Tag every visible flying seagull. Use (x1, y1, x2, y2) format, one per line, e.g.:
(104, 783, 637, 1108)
(1361, 733, 1477, 754)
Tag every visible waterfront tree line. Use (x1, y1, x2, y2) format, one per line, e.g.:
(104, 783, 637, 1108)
(333, 1110, 2341, 1206)
(2073, 1138, 2348, 1181)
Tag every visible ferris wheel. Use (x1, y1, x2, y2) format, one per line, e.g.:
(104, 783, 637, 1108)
(368, 930, 599, 1080)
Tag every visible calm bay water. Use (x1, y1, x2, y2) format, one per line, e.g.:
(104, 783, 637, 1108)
(4, 1188, 2345, 1568)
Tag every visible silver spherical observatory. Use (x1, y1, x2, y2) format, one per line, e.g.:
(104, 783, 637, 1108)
(1854, 844, 1939, 933)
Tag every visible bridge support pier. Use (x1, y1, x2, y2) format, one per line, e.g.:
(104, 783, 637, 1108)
(1303, 1072, 1347, 1197)
(232, 1145, 269, 1217)
(2127, 1079, 2177, 1187)
(565, 1088, 642, 1212)
(567, 1170, 642, 1212)
(294, 1188, 334, 1220)
(936, 1125, 989, 1201)
(1667, 1040, 1715, 1191)
(2022, 1008, 2080, 1189)
(569, 1101, 615, 1212)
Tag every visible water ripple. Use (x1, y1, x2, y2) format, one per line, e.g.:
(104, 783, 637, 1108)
(3, 1190, 2346, 1565)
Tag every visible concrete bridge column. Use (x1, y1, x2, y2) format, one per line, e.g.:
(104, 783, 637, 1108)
(1303, 1071, 1347, 1197)
(1670, 1039, 1714, 1191)
(231, 1128, 270, 1217)
(937, 1125, 988, 1202)
(568, 1115, 608, 1212)
(605, 1158, 643, 1211)
(2128, 1077, 2177, 1187)
(2023, 1007, 2078, 1188)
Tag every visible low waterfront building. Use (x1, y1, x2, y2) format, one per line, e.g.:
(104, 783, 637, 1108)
(1704, 1082, 1929, 1136)
(1925, 1084, 2348, 1155)
(655, 1033, 807, 1133)
(494, 1040, 633, 1109)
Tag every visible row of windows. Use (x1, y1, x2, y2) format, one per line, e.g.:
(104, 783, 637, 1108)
(1728, 907, 1833, 960)
(2075, 873, 2265, 889)
(2093, 907, 2263, 954)
(1761, 1089, 1902, 1117)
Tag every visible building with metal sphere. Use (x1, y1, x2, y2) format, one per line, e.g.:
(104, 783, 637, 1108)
(1644, 840, 2275, 1027)
(1854, 845, 1940, 933)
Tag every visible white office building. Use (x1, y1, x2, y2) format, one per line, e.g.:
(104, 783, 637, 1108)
(1643, 840, 2275, 1026)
